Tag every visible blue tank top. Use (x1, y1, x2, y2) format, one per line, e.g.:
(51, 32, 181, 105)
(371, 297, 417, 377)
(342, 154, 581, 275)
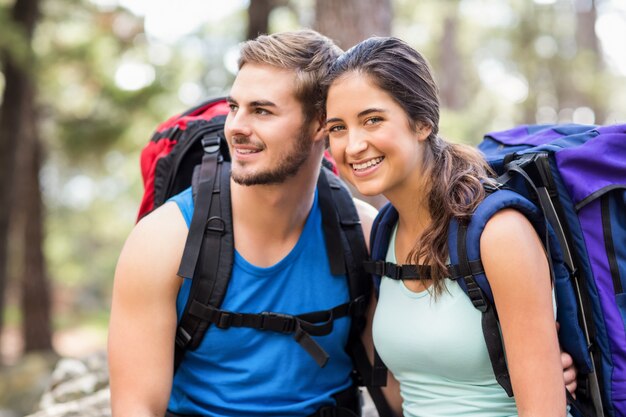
(167, 187, 353, 416)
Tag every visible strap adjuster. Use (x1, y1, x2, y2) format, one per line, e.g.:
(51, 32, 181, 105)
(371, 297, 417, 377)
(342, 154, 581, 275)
(175, 327, 192, 348)
(483, 181, 503, 193)
(260, 312, 295, 333)
(464, 276, 488, 312)
(201, 136, 220, 154)
(348, 295, 367, 317)
(364, 260, 423, 280)
(391, 263, 404, 280)
(206, 216, 226, 235)
(216, 312, 233, 329)
(375, 261, 401, 279)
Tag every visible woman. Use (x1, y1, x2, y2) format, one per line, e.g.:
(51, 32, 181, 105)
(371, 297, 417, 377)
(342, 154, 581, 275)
(323, 37, 568, 417)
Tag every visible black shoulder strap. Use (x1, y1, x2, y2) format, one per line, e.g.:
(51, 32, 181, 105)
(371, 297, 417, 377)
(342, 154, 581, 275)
(174, 136, 234, 371)
(317, 169, 395, 417)
(317, 169, 367, 290)
(456, 221, 513, 397)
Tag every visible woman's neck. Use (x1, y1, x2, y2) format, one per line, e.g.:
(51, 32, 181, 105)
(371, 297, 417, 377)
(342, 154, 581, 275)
(387, 190, 432, 265)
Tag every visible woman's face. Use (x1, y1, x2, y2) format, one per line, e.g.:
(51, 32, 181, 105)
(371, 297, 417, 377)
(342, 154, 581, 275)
(325, 72, 431, 199)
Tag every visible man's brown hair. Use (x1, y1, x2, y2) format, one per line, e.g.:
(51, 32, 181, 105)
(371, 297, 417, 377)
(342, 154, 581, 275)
(239, 29, 342, 125)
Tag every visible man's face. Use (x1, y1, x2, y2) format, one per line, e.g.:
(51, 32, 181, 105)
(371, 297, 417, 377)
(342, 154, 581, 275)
(225, 63, 315, 186)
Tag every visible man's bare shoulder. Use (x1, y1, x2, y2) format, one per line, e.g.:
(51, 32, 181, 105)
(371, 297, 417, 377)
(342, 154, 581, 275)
(115, 202, 188, 291)
(135, 201, 188, 242)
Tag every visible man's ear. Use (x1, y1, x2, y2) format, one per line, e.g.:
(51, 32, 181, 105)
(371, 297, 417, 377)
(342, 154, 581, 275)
(311, 117, 327, 144)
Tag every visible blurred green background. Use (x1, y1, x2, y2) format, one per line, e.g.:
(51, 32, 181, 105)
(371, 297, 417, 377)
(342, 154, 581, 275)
(0, 0, 625, 367)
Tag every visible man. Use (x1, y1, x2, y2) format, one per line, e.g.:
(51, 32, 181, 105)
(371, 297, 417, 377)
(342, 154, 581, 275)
(108, 29, 576, 417)
(108, 29, 385, 417)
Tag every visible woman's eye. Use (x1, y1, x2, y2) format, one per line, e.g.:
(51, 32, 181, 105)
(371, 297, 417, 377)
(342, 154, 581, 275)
(365, 116, 382, 125)
(328, 125, 345, 133)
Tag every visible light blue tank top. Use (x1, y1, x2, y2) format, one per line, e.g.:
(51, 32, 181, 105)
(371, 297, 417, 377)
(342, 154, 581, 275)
(373, 223, 520, 417)
(167, 187, 353, 416)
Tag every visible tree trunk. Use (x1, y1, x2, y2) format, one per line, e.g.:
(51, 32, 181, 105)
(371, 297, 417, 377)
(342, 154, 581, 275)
(315, 0, 392, 209)
(438, 6, 463, 110)
(576, 0, 600, 57)
(247, 0, 289, 40)
(314, 0, 392, 49)
(574, 0, 605, 123)
(0, 0, 42, 351)
(14, 90, 53, 352)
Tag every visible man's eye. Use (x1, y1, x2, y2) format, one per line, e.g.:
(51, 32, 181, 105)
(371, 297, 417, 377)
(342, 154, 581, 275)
(228, 104, 238, 112)
(255, 108, 270, 115)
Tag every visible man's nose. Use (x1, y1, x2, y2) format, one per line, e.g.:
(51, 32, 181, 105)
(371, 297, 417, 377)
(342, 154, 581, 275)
(225, 109, 252, 138)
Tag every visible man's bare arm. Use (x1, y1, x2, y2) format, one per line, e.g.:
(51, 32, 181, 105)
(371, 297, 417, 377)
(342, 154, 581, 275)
(108, 203, 187, 417)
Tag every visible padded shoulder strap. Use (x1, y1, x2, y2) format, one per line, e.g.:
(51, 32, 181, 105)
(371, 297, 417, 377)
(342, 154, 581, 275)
(317, 168, 350, 277)
(318, 168, 370, 298)
(448, 189, 547, 302)
(367, 203, 399, 294)
(448, 188, 551, 398)
(174, 148, 234, 371)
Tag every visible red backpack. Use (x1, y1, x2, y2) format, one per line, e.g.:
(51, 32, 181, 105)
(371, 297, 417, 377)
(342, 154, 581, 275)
(137, 98, 230, 220)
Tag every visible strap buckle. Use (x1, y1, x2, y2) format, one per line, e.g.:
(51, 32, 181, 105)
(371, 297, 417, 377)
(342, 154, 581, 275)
(483, 181, 503, 194)
(368, 261, 394, 278)
(348, 295, 368, 317)
(175, 327, 192, 348)
(201, 136, 221, 154)
(383, 262, 401, 280)
(260, 312, 295, 333)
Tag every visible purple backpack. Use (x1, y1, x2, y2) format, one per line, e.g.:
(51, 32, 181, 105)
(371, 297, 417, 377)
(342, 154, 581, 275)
(476, 124, 626, 417)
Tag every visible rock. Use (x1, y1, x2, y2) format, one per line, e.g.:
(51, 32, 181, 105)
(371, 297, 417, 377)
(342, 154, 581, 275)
(26, 388, 110, 417)
(0, 352, 58, 416)
(23, 351, 110, 417)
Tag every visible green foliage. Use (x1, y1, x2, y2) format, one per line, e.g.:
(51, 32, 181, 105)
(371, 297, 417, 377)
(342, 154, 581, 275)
(0, 5, 33, 71)
(29, 0, 250, 328)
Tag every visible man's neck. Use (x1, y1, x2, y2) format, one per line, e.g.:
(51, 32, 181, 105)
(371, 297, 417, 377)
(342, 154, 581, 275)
(230, 153, 322, 267)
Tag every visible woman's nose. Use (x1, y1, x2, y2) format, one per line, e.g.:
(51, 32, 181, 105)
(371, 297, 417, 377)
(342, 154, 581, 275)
(345, 131, 368, 156)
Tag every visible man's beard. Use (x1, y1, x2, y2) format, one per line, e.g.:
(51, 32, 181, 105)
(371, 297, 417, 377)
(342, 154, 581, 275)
(231, 127, 314, 186)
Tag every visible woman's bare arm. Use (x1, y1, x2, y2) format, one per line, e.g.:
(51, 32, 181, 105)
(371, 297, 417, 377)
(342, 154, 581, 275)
(481, 208, 566, 417)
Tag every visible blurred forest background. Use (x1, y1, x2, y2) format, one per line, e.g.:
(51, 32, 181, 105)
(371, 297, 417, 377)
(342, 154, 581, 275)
(0, 0, 625, 406)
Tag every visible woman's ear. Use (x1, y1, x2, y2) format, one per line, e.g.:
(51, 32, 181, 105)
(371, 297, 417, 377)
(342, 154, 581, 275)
(417, 123, 433, 142)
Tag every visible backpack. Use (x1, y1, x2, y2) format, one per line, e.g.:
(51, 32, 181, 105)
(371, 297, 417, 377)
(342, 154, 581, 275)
(137, 97, 393, 417)
(367, 124, 626, 417)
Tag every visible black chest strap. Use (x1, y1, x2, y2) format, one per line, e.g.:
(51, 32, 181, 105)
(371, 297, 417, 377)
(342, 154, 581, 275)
(186, 295, 367, 367)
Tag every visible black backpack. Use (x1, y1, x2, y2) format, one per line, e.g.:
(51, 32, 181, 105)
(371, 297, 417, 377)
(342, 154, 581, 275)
(138, 98, 394, 417)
